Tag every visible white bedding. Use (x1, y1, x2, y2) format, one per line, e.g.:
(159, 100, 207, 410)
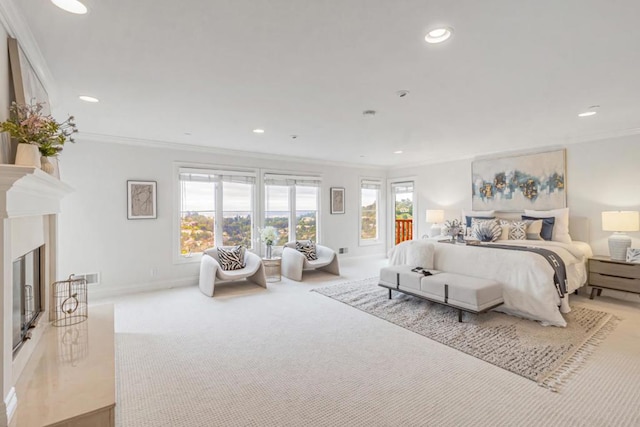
(389, 239, 592, 327)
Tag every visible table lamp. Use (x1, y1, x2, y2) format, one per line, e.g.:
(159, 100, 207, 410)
(602, 211, 640, 261)
(426, 209, 445, 238)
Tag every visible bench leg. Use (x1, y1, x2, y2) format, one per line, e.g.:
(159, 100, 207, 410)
(388, 288, 392, 300)
(458, 309, 463, 323)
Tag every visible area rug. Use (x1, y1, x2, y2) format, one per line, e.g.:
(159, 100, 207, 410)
(312, 277, 618, 392)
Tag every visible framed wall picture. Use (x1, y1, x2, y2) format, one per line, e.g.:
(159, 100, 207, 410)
(127, 181, 157, 219)
(330, 187, 345, 214)
(471, 149, 567, 212)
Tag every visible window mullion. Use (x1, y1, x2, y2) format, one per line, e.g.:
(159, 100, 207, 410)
(215, 181, 223, 246)
(289, 185, 296, 243)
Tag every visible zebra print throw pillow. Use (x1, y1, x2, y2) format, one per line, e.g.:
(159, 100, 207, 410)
(471, 218, 501, 242)
(295, 240, 317, 261)
(217, 246, 246, 271)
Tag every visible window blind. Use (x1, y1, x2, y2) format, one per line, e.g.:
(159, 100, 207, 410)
(264, 174, 321, 187)
(361, 179, 381, 190)
(179, 168, 256, 184)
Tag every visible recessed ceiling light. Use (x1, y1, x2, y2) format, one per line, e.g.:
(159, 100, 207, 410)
(79, 95, 99, 103)
(425, 27, 453, 44)
(51, 0, 88, 14)
(253, 129, 265, 134)
(578, 105, 600, 117)
(393, 150, 403, 154)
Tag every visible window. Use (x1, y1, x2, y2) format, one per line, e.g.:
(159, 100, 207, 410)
(360, 179, 381, 242)
(264, 174, 320, 244)
(179, 169, 255, 255)
(391, 181, 414, 244)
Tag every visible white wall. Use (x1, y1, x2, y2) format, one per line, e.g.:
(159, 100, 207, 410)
(57, 139, 387, 296)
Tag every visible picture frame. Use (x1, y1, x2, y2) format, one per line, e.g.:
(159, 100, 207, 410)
(330, 187, 345, 214)
(127, 181, 157, 219)
(627, 248, 640, 264)
(471, 149, 567, 212)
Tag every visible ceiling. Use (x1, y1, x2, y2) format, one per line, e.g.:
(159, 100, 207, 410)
(14, 0, 640, 167)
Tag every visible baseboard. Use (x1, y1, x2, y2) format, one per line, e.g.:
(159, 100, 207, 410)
(89, 276, 198, 300)
(4, 387, 17, 426)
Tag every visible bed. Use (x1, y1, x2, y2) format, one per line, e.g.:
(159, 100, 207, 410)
(388, 216, 593, 327)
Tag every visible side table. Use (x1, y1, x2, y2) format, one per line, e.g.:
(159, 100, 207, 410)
(262, 257, 282, 282)
(588, 255, 640, 299)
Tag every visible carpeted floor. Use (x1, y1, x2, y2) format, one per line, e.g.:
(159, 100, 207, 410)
(313, 277, 617, 391)
(105, 257, 640, 426)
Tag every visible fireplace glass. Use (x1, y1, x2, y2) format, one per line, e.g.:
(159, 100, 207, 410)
(12, 246, 42, 354)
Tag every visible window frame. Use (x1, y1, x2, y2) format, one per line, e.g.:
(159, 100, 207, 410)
(359, 177, 383, 246)
(173, 163, 258, 264)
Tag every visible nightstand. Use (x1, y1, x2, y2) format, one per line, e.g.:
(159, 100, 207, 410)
(588, 255, 640, 299)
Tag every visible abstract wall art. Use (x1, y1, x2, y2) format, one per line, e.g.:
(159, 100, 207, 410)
(471, 149, 566, 211)
(127, 180, 157, 219)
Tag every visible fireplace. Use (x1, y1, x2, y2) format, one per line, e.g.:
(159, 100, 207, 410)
(12, 246, 43, 355)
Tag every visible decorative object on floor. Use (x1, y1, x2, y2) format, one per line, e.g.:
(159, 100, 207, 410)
(627, 248, 640, 263)
(443, 219, 463, 242)
(281, 242, 340, 281)
(602, 211, 639, 261)
(259, 226, 278, 259)
(127, 180, 157, 219)
(330, 187, 345, 214)
(199, 247, 267, 296)
(51, 275, 88, 327)
(0, 102, 77, 170)
(426, 209, 444, 237)
(313, 277, 618, 391)
(472, 149, 566, 211)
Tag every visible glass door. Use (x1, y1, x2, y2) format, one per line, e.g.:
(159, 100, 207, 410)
(391, 181, 414, 244)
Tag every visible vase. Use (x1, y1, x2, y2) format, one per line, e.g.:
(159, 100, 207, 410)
(14, 143, 42, 168)
(40, 156, 56, 175)
(266, 244, 273, 259)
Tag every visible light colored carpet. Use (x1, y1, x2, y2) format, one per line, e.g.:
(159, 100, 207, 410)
(312, 277, 617, 391)
(106, 257, 640, 426)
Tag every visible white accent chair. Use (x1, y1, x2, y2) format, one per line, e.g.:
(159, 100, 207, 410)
(199, 247, 267, 296)
(281, 243, 340, 281)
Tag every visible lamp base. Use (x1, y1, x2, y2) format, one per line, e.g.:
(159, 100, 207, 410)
(608, 232, 632, 261)
(429, 224, 442, 238)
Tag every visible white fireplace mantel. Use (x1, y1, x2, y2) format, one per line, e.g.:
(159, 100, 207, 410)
(0, 165, 73, 218)
(0, 164, 73, 426)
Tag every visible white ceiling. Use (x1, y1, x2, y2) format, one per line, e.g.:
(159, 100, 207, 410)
(14, 0, 640, 167)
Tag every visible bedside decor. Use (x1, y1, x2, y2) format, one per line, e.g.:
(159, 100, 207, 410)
(627, 248, 640, 263)
(426, 209, 444, 237)
(127, 180, 157, 219)
(472, 149, 566, 211)
(601, 211, 639, 261)
(443, 219, 463, 242)
(330, 187, 345, 214)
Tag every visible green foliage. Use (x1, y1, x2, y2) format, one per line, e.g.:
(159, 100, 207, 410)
(0, 102, 78, 157)
(361, 201, 377, 239)
(395, 198, 413, 219)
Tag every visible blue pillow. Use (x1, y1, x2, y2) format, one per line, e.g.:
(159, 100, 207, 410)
(521, 215, 555, 241)
(465, 216, 495, 228)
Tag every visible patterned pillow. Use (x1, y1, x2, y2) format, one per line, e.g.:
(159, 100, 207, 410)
(498, 220, 528, 240)
(471, 218, 501, 242)
(295, 240, 317, 261)
(217, 246, 246, 271)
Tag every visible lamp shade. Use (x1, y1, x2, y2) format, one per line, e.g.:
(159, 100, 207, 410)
(602, 211, 640, 232)
(426, 209, 444, 223)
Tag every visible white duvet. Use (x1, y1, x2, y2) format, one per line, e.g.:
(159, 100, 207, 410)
(389, 240, 592, 327)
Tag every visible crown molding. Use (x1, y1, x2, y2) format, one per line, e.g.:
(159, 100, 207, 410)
(78, 132, 387, 171)
(0, 0, 57, 104)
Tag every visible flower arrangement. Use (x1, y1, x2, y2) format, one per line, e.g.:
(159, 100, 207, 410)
(259, 226, 278, 246)
(0, 102, 78, 157)
(443, 219, 463, 238)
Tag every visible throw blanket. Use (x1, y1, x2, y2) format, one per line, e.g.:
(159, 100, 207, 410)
(473, 244, 568, 298)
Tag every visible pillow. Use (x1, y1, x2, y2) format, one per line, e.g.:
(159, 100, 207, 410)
(522, 215, 555, 241)
(499, 219, 528, 240)
(295, 240, 317, 261)
(217, 246, 246, 271)
(498, 224, 510, 240)
(462, 209, 496, 228)
(471, 218, 501, 242)
(523, 219, 543, 240)
(524, 208, 572, 244)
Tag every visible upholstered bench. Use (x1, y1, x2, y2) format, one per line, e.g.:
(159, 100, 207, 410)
(379, 266, 503, 322)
